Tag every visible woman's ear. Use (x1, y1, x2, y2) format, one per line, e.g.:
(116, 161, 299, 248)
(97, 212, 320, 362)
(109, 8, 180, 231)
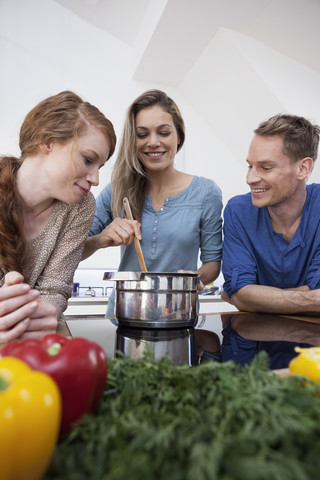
(40, 141, 53, 154)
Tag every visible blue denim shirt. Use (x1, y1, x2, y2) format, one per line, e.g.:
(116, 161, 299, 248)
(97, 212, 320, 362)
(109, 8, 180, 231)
(91, 176, 223, 318)
(222, 183, 320, 297)
(90, 176, 223, 272)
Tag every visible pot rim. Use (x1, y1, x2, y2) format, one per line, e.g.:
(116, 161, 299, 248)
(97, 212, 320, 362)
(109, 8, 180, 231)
(103, 271, 199, 281)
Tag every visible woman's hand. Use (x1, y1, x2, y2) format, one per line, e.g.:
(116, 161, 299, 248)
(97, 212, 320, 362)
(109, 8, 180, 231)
(21, 299, 59, 340)
(0, 272, 40, 343)
(177, 270, 205, 291)
(82, 218, 142, 260)
(98, 217, 141, 248)
(177, 261, 221, 291)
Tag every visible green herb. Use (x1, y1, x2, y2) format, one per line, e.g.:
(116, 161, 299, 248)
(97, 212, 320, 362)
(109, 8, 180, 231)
(46, 352, 320, 480)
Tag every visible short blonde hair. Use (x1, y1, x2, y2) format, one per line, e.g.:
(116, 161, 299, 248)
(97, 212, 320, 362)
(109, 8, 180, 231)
(254, 114, 319, 163)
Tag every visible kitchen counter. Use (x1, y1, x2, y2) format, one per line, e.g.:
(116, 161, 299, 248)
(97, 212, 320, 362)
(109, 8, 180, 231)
(60, 311, 320, 368)
(50, 311, 320, 479)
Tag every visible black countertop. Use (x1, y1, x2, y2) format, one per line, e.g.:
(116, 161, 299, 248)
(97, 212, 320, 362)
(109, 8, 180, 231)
(61, 312, 320, 369)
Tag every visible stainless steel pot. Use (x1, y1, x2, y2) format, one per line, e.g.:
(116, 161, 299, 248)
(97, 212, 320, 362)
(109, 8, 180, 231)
(115, 326, 198, 366)
(103, 271, 199, 328)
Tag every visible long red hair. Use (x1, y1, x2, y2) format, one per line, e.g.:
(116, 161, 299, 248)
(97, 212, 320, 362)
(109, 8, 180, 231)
(0, 90, 116, 274)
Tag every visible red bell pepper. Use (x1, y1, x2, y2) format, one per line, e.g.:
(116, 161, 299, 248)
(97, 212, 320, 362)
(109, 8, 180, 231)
(0, 334, 107, 436)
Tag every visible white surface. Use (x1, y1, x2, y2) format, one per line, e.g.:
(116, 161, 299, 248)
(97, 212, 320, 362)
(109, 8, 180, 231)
(65, 296, 108, 315)
(198, 297, 238, 314)
(1, 1, 320, 274)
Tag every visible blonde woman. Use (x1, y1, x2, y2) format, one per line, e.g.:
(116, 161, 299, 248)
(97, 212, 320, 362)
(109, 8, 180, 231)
(84, 89, 223, 319)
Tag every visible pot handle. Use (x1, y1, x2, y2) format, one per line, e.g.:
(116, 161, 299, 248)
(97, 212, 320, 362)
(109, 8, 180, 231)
(103, 272, 146, 281)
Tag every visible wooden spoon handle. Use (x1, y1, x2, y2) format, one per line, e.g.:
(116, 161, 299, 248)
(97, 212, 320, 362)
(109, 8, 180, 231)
(123, 197, 148, 272)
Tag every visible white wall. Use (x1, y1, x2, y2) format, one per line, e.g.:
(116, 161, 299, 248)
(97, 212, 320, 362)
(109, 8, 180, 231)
(1, 0, 320, 272)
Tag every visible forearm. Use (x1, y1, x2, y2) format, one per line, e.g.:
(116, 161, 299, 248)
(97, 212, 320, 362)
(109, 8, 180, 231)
(196, 261, 221, 286)
(231, 284, 320, 314)
(81, 235, 102, 260)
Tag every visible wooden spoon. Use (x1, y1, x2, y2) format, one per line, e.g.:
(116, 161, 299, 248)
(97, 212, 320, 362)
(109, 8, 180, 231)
(123, 197, 148, 272)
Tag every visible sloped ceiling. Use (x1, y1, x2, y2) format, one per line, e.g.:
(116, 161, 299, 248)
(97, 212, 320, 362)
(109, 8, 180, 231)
(55, 0, 320, 86)
(54, 0, 150, 45)
(53, 0, 320, 185)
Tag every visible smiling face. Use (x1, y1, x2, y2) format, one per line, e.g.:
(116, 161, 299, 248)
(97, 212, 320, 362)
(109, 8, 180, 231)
(45, 124, 110, 204)
(246, 134, 305, 209)
(135, 105, 180, 174)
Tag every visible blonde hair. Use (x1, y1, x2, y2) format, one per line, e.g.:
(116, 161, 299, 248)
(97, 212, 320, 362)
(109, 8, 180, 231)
(0, 90, 116, 274)
(111, 89, 185, 222)
(254, 114, 319, 163)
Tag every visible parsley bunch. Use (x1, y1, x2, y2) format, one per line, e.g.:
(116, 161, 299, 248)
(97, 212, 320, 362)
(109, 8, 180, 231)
(47, 352, 320, 480)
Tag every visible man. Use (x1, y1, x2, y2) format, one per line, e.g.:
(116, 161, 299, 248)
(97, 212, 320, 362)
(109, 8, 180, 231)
(221, 114, 320, 367)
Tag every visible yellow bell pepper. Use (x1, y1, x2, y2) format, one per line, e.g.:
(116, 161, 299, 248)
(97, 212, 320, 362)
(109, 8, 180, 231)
(0, 357, 61, 480)
(289, 347, 320, 382)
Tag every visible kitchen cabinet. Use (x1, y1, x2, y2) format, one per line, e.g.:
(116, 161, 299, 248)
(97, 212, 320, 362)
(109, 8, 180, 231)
(198, 294, 238, 313)
(64, 296, 109, 316)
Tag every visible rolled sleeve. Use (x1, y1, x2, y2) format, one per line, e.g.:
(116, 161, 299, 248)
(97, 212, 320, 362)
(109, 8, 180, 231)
(200, 181, 223, 263)
(305, 245, 320, 290)
(222, 201, 257, 297)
